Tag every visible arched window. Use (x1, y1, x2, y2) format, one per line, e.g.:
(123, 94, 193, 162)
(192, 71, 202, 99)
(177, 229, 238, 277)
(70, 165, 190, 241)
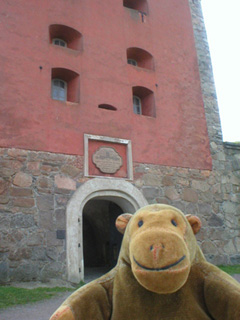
(52, 38, 67, 48)
(123, 0, 148, 14)
(49, 24, 82, 51)
(128, 59, 137, 66)
(133, 96, 141, 114)
(132, 86, 155, 117)
(52, 79, 67, 101)
(127, 47, 154, 70)
(51, 68, 80, 103)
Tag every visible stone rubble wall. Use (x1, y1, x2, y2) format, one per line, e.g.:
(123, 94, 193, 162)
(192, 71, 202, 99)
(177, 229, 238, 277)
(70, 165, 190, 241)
(134, 156, 240, 266)
(0, 146, 239, 283)
(188, 0, 240, 264)
(188, 0, 232, 184)
(0, 148, 84, 283)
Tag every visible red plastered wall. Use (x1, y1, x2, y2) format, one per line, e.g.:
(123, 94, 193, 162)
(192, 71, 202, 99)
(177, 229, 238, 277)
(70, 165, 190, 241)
(0, 0, 212, 170)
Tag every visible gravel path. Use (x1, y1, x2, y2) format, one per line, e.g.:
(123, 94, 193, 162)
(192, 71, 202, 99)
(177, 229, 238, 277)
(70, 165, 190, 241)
(1, 274, 239, 320)
(0, 292, 71, 320)
(0, 268, 104, 320)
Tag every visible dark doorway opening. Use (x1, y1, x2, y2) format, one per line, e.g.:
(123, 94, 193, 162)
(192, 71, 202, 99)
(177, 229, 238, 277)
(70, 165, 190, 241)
(83, 200, 123, 281)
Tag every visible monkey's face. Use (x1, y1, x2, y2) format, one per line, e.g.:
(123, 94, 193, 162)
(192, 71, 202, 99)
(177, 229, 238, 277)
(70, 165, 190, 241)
(128, 209, 191, 294)
(116, 205, 201, 294)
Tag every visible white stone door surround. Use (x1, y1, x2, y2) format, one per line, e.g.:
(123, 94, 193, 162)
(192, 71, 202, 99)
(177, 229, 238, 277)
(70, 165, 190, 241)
(66, 178, 148, 283)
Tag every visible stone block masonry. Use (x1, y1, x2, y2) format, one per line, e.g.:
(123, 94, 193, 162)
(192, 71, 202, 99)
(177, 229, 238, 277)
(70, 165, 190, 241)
(134, 156, 240, 266)
(0, 148, 84, 283)
(187, 0, 240, 264)
(0, 146, 239, 283)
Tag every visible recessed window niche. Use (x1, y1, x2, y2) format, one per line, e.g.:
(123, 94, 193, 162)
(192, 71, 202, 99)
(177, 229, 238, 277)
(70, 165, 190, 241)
(49, 24, 82, 51)
(127, 47, 154, 70)
(51, 68, 80, 103)
(123, 0, 148, 14)
(132, 86, 155, 117)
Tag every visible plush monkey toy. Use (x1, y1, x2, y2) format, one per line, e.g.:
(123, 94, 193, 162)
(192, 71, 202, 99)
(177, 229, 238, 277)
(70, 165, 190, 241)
(50, 204, 240, 320)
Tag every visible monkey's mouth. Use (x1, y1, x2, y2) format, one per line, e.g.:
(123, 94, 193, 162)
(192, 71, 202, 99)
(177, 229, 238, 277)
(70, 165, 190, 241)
(133, 255, 186, 271)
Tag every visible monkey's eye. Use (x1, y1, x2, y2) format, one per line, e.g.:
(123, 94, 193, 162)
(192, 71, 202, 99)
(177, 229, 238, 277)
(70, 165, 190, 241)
(138, 220, 144, 227)
(171, 219, 177, 227)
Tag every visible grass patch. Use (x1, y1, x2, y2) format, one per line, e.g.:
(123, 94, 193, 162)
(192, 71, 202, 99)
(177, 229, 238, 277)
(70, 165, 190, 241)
(218, 265, 240, 275)
(0, 286, 77, 309)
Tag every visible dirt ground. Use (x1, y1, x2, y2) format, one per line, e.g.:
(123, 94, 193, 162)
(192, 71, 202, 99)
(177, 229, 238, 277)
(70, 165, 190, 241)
(0, 274, 239, 320)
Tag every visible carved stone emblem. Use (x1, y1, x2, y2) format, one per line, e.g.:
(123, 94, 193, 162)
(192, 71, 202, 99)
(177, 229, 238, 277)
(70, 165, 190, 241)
(92, 147, 123, 174)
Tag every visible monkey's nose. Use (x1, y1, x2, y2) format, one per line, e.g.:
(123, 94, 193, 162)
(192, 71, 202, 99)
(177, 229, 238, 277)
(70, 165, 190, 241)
(150, 244, 165, 260)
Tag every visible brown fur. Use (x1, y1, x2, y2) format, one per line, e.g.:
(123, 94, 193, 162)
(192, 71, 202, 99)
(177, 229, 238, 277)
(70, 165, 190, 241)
(50, 204, 240, 320)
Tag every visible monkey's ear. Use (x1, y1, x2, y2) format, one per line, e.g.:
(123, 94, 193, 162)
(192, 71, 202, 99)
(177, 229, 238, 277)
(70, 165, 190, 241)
(186, 214, 202, 235)
(115, 214, 133, 234)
